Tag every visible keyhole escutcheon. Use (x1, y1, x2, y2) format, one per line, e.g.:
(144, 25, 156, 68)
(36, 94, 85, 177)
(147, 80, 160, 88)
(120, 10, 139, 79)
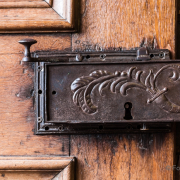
(124, 102, 133, 120)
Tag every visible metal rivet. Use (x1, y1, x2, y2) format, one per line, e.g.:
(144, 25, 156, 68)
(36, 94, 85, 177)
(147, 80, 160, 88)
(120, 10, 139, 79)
(37, 117, 43, 123)
(76, 54, 83, 62)
(58, 126, 64, 131)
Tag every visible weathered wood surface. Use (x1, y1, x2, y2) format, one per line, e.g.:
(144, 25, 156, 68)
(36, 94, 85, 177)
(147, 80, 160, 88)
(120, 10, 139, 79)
(72, 0, 175, 58)
(176, 0, 180, 59)
(175, 123, 180, 180)
(0, 0, 177, 179)
(175, 154, 180, 180)
(0, 35, 71, 156)
(71, 0, 175, 179)
(0, 9, 61, 20)
(0, 171, 57, 180)
(70, 134, 174, 180)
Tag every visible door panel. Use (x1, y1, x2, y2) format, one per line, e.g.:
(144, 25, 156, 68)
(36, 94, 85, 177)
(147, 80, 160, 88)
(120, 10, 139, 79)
(0, 157, 75, 180)
(0, 0, 176, 179)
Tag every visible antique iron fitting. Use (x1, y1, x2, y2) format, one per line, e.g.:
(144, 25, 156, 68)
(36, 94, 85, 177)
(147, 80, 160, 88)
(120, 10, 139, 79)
(19, 39, 37, 62)
(18, 39, 176, 134)
(136, 47, 151, 61)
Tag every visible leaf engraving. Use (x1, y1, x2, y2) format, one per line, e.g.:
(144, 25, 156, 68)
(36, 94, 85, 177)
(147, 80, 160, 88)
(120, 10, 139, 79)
(71, 65, 180, 115)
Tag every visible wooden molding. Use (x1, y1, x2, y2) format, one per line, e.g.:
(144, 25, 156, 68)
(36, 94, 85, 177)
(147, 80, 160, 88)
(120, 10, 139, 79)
(0, 0, 78, 33)
(0, 156, 75, 180)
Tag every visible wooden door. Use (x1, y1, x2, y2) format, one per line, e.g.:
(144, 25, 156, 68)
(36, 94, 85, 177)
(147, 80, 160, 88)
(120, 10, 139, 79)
(0, 0, 177, 179)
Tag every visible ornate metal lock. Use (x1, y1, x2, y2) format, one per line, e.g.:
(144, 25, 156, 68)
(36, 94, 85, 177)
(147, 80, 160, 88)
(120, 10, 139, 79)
(19, 39, 179, 134)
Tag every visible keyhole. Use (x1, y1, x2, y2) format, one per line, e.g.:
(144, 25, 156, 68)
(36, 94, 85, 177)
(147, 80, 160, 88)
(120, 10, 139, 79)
(124, 102, 133, 120)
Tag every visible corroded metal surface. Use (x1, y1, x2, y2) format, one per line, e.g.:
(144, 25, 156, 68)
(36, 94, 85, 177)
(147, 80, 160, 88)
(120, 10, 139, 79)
(17, 39, 176, 134)
(33, 50, 177, 134)
(71, 64, 180, 115)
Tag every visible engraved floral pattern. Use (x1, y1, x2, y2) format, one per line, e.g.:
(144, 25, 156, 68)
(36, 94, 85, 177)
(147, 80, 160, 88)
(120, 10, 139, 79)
(71, 64, 180, 114)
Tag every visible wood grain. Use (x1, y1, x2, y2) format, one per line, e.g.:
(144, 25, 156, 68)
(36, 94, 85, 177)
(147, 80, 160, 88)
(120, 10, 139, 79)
(175, 154, 180, 180)
(0, 0, 176, 179)
(175, 123, 180, 180)
(72, 0, 175, 58)
(0, 0, 42, 1)
(0, 34, 72, 54)
(0, 157, 72, 170)
(0, 0, 78, 33)
(0, 1, 49, 8)
(0, 9, 61, 20)
(0, 157, 75, 180)
(70, 133, 174, 180)
(0, 35, 71, 156)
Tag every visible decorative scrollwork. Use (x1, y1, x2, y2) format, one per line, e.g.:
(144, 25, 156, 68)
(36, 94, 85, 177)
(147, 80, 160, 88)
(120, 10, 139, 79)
(71, 65, 180, 115)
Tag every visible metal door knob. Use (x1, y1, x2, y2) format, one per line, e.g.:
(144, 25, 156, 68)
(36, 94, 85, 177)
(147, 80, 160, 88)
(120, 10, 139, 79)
(19, 39, 37, 62)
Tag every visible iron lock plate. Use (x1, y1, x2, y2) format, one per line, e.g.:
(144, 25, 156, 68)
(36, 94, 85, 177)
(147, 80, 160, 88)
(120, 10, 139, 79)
(32, 49, 179, 134)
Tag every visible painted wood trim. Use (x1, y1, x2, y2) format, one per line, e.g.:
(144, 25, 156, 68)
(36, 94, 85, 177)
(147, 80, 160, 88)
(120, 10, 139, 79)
(0, 0, 78, 33)
(0, 157, 75, 180)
